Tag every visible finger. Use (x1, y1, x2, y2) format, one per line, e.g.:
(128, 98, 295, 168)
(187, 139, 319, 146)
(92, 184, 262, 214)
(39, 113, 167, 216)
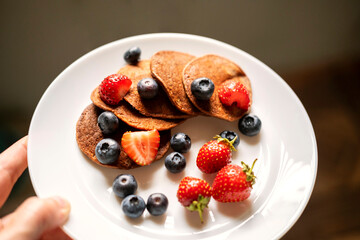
(0, 196, 71, 240)
(40, 227, 72, 240)
(0, 136, 28, 207)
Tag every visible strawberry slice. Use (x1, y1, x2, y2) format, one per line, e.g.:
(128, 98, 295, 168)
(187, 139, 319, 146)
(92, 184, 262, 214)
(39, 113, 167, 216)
(121, 129, 160, 166)
(99, 74, 132, 105)
(218, 80, 250, 110)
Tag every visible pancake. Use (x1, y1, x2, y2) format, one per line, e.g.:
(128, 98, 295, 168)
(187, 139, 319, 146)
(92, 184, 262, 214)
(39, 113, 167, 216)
(150, 51, 199, 115)
(118, 60, 191, 119)
(183, 55, 252, 121)
(76, 104, 171, 169)
(91, 87, 185, 130)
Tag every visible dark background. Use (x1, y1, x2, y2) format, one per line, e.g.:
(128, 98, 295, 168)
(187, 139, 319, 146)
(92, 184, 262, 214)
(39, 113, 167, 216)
(1, 1, 359, 239)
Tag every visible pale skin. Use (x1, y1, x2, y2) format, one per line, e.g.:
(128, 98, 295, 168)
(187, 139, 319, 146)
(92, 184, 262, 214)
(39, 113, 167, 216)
(0, 136, 72, 240)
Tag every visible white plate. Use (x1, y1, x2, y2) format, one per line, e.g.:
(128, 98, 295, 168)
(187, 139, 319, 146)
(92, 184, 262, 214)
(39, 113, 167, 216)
(28, 33, 317, 240)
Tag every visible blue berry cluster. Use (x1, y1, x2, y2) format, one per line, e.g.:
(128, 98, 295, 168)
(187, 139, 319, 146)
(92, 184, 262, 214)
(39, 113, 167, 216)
(112, 174, 168, 218)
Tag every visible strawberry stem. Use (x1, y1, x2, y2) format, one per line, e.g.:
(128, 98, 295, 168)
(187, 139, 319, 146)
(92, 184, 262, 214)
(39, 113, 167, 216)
(249, 158, 257, 173)
(213, 135, 237, 151)
(186, 195, 210, 223)
(196, 201, 204, 223)
(241, 158, 257, 186)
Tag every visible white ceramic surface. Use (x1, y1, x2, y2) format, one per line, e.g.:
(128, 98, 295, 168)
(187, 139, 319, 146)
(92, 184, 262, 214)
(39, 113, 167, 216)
(28, 33, 317, 240)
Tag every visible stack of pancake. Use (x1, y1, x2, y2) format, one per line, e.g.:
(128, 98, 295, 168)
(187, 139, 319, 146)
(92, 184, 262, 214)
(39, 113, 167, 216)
(76, 51, 252, 169)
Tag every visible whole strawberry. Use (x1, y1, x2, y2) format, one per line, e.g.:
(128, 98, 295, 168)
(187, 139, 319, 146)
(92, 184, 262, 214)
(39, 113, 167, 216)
(212, 159, 257, 202)
(176, 176, 212, 223)
(99, 74, 132, 105)
(196, 135, 237, 174)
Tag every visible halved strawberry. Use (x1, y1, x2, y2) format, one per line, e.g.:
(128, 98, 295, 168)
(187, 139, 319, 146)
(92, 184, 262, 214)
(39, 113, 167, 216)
(99, 74, 132, 105)
(218, 80, 250, 110)
(121, 129, 160, 166)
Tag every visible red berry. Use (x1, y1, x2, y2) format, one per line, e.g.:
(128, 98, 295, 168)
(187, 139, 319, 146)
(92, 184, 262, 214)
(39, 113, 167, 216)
(121, 129, 160, 166)
(196, 136, 236, 174)
(218, 80, 250, 110)
(212, 159, 257, 203)
(99, 74, 132, 105)
(176, 176, 212, 223)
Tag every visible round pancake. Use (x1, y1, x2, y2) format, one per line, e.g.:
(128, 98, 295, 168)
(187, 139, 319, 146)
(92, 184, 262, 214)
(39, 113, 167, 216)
(150, 51, 199, 115)
(91, 88, 185, 131)
(183, 55, 252, 121)
(119, 60, 191, 119)
(76, 104, 171, 169)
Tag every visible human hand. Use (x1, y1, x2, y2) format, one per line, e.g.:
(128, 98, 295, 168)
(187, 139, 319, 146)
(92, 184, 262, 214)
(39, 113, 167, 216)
(0, 136, 72, 240)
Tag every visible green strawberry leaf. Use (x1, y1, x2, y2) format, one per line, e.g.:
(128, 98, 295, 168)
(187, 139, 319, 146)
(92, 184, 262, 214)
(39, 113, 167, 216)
(186, 195, 211, 223)
(241, 158, 258, 185)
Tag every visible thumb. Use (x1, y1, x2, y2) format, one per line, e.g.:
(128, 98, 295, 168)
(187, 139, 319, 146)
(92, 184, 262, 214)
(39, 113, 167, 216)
(1, 196, 71, 240)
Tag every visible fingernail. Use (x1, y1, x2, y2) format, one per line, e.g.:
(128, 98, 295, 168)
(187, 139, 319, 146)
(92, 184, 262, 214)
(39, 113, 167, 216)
(52, 196, 71, 216)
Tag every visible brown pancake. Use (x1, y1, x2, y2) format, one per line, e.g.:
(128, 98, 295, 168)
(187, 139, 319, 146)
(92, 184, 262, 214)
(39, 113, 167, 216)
(150, 51, 199, 115)
(118, 60, 191, 119)
(183, 55, 252, 121)
(76, 104, 171, 169)
(91, 87, 185, 130)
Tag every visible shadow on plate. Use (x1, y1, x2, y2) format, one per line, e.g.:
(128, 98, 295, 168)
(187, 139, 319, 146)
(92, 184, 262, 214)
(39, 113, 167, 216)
(216, 199, 252, 218)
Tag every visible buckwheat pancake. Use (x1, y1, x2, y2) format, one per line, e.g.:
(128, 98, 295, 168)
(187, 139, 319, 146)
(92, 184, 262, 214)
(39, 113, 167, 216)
(76, 104, 171, 169)
(91, 88, 185, 130)
(150, 51, 199, 115)
(183, 55, 252, 121)
(118, 60, 190, 119)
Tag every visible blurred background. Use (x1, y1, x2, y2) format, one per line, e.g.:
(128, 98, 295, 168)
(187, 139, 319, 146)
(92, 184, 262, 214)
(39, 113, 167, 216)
(0, 0, 359, 239)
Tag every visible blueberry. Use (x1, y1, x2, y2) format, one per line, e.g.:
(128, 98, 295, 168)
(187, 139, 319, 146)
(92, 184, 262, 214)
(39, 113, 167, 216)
(170, 133, 191, 153)
(165, 152, 186, 173)
(191, 77, 215, 100)
(238, 114, 262, 136)
(219, 130, 240, 148)
(112, 174, 138, 198)
(95, 138, 120, 164)
(122, 195, 146, 218)
(137, 78, 159, 99)
(124, 46, 141, 65)
(146, 193, 168, 216)
(97, 111, 119, 135)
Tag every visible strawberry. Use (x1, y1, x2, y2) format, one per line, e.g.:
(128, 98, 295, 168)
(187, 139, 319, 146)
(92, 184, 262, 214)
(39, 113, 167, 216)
(176, 176, 212, 223)
(212, 159, 257, 203)
(99, 74, 132, 105)
(196, 135, 237, 174)
(121, 129, 160, 166)
(218, 80, 250, 110)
